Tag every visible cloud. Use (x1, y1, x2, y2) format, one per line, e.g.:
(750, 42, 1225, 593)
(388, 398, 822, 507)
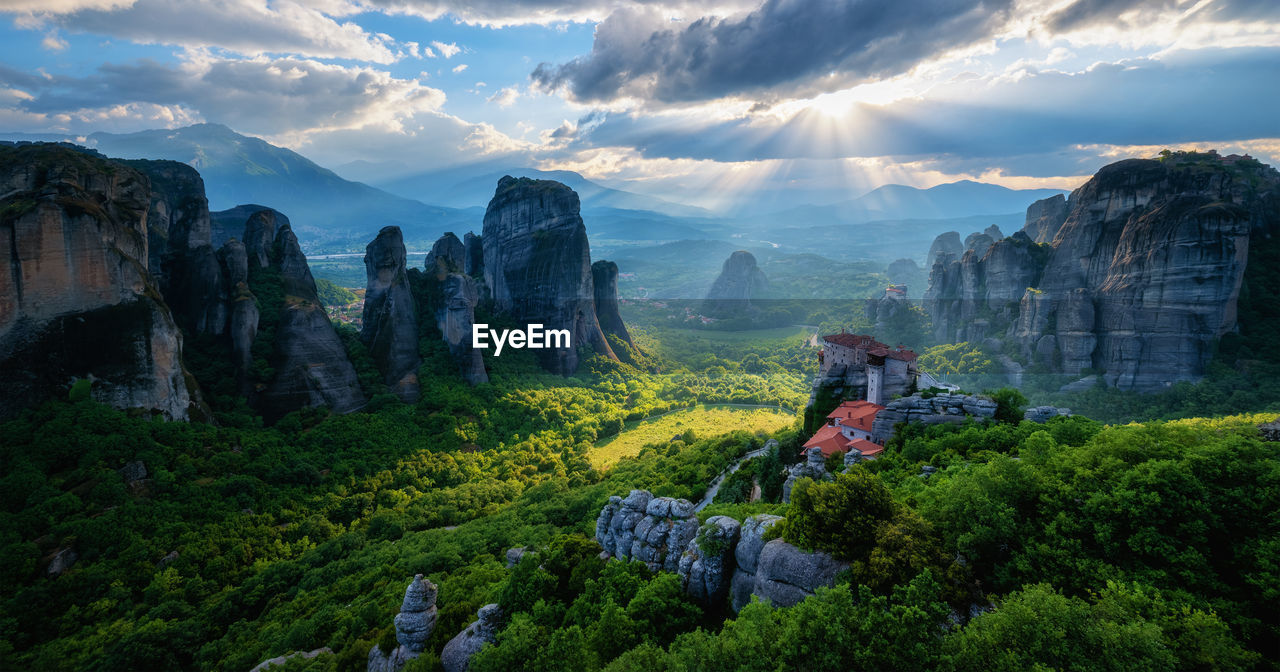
(564, 47, 1280, 173)
(452, 64, 468, 73)
(431, 40, 461, 58)
(486, 86, 519, 106)
(1, 0, 133, 11)
(1, 56, 446, 136)
(5, 0, 401, 64)
(41, 30, 70, 51)
(1044, 0, 1280, 32)
(357, 0, 757, 27)
(531, 0, 1017, 106)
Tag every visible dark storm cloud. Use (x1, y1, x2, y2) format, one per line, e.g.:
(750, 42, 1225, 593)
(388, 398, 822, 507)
(565, 48, 1280, 168)
(530, 0, 1017, 105)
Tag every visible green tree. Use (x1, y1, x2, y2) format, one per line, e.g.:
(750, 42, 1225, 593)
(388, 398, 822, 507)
(783, 469, 895, 560)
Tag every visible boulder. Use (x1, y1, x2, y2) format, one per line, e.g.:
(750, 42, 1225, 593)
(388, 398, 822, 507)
(751, 539, 849, 608)
(367, 575, 439, 672)
(251, 648, 332, 672)
(678, 516, 740, 606)
(782, 447, 831, 503)
(441, 604, 502, 672)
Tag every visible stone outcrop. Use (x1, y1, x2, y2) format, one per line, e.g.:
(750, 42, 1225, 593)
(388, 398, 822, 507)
(595, 490, 698, 573)
(1259, 419, 1280, 442)
(210, 204, 290, 250)
(1024, 405, 1071, 423)
(218, 238, 259, 399)
(441, 604, 501, 672)
(251, 648, 332, 672)
(678, 516, 740, 606)
(927, 152, 1280, 391)
(426, 231, 465, 275)
(463, 232, 483, 277)
(592, 260, 633, 349)
(367, 575, 438, 672)
(243, 209, 279, 270)
(0, 144, 197, 420)
(783, 447, 831, 503)
(481, 176, 615, 374)
(436, 272, 488, 384)
(1022, 194, 1068, 243)
(730, 514, 783, 611)
(258, 223, 365, 421)
(886, 258, 919, 284)
(964, 232, 995, 259)
(749, 539, 850, 608)
(927, 231, 963, 269)
(871, 392, 998, 444)
(924, 232, 1046, 344)
(702, 250, 768, 318)
(984, 224, 1005, 240)
(362, 226, 421, 402)
(593, 490, 846, 611)
(865, 285, 910, 336)
(130, 159, 227, 336)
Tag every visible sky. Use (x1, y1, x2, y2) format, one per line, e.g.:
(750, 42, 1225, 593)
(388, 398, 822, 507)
(1, 0, 1278, 211)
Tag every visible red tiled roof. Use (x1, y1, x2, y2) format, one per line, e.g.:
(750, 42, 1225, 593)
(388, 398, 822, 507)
(847, 438, 885, 458)
(826, 400, 883, 432)
(823, 333, 887, 350)
(803, 425, 849, 458)
(822, 333, 918, 361)
(802, 428, 886, 459)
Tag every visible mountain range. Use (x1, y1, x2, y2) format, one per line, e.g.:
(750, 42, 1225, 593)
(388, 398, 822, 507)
(1, 123, 1065, 260)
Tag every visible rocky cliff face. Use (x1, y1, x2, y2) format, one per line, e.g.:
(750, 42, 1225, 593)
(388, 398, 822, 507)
(1022, 194, 1068, 243)
(591, 260, 633, 349)
(926, 152, 1280, 390)
(463, 232, 483, 277)
(129, 159, 227, 336)
(679, 516, 740, 606)
(702, 250, 768, 318)
(259, 224, 365, 420)
(923, 232, 1049, 344)
(219, 238, 259, 399)
(481, 176, 615, 374)
(0, 144, 197, 420)
(362, 226, 421, 402)
(436, 272, 488, 385)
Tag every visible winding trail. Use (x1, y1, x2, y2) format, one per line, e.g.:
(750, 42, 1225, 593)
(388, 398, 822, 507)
(695, 440, 777, 512)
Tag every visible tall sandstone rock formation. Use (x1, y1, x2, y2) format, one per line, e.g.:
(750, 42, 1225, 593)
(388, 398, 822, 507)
(481, 176, 615, 374)
(129, 159, 228, 336)
(259, 223, 365, 420)
(0, 144, 197, 419)
(702, 250, 768, 318)
(591, 260, 634, 350)
(362, 226, 421, 402)
(925, 152, 1280, 390)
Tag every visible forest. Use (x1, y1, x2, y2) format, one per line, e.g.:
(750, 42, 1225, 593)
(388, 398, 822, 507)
(1, 284, 1278, 671)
